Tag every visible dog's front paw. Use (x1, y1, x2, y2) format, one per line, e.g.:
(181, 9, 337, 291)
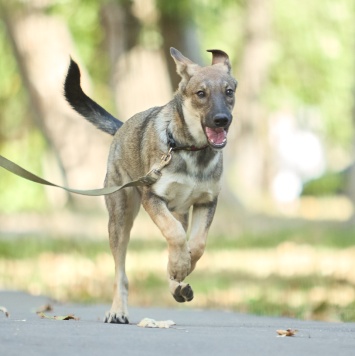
(172, 283, 194, 303)
(104, 311, 129, 324)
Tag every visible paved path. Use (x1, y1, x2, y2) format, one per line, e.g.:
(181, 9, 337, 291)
(0, 291, 354, 355)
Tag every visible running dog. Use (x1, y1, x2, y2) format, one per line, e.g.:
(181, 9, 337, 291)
(64, 47, 237, 323)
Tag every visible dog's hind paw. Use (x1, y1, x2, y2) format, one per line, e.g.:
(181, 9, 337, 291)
(172, 283, 194, 303)
(104, 312, 129, 324)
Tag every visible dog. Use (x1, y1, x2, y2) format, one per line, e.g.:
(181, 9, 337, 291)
(64, 47, 237, 323)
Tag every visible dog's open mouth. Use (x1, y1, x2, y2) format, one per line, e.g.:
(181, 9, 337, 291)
(205, 127, 227, 149)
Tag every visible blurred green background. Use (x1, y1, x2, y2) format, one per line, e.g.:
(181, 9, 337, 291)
(0, 0, 354, 321)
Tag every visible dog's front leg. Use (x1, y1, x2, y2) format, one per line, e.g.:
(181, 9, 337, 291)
(188, 200, 217, 273)
(142, 191, 192, 302)
(165, 202, 217, 303)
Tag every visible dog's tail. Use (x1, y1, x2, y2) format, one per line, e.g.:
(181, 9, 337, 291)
(64, 59, 123, 136)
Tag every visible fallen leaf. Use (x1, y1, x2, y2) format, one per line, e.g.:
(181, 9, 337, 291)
(36, 304, 53, 314)
(55, 315, 79, 321)
(38, 312, 79, 321)
(137, 318, 176, 329)
(0, 306, 9, 318)
(276, 329, 298, 337)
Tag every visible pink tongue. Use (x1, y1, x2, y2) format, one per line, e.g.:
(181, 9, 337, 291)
(205, 127, 226, 144)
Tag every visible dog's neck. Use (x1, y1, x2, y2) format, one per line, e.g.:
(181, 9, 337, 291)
(166, 130, 208, 152)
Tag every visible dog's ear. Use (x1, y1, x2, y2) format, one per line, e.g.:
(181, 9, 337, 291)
(170, 47, 199, 83)
(207, 49, 231, 73)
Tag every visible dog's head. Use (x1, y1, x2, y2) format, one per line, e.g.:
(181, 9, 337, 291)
(170, 47, 237, 149)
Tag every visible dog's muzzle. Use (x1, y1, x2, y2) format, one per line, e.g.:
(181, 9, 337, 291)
(204, 113, 232, 149)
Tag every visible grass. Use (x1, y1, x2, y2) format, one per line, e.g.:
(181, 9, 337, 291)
(0, 235, 167, 259)
(0, 224, 354, 322)
(0, 224, 354, 260)
(208, 225, 355, 250)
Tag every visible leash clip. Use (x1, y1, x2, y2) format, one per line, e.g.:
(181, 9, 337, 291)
(143, 147, 172, 184)
(159, 147, 172, 170)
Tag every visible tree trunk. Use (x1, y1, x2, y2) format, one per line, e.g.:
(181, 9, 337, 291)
(228, 0, 273, 208)
(100, 0, 140, 95)
(1, 3, 111, 209)
(0, 3, 68, 191)
(157, 0, 202, 91)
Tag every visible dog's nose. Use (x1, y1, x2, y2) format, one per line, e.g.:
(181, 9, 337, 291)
(213, 114, 230, 127)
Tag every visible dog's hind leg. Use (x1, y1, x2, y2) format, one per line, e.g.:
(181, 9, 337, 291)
(104, 186, 140, 324)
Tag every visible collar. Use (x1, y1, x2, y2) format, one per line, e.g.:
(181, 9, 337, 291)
(167, 131, 209, 152)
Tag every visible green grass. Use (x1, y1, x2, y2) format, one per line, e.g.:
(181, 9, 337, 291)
(0, 235, 166, 259)
(338, 303, 355, 322)
(0, 224, 354, 260)
(208, 225, 355, 250)
(0, 236, 108, 259)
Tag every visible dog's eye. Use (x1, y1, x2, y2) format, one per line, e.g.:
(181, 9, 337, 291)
(196, 90, 206, 98)
(226, 89, 234, 97)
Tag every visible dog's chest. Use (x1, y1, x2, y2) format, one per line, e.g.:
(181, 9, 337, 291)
(152, 153, 222, 212)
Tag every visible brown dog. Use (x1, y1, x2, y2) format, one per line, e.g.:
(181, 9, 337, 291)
(64, 47, 237, 323)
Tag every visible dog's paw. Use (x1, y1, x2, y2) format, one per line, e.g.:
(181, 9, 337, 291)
(104, 311, 129, 324)
(172, 283, 194, 303)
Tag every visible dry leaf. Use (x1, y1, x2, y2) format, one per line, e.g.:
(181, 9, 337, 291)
(36, 304, 53, 314)
(276, 329, 298, 337)
(38, 312, 79, 321)
(0, 306, 9, 318)
(137, 318, 176, 329)
(54, 314, 79, 321)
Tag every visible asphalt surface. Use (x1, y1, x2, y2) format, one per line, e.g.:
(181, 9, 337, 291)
(0, 291, 354, 356)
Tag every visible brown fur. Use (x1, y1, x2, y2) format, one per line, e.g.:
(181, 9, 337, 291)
(64, 47, 237, 323)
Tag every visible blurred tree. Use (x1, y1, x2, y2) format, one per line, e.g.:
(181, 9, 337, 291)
(0, 2, 68, 189)
(348, 84, 355, 221)
(349, 26, 355, 221)
(156, 0, 202, 90)
(231, 0, 355, 209)
(228, 0, 273, 205)
(0, 0, 111, 209)
(100, 0, 140, 92)
(1, 0, 354, 216)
